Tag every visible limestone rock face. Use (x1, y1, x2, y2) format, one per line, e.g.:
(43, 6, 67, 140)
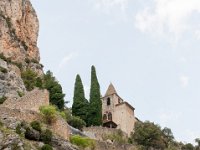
(0, 0, 39, 62)
(0, 0, 43, 99)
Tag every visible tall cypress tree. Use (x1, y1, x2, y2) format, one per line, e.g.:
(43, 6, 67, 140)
(88, 66, 102, 126)
(72, 74, 89, 123)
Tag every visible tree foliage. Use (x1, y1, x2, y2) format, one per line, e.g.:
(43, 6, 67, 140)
(87, 66, 102, 126)
(181, 143, 194, 150)
(72, 74, 89, 124)
(21, 69, 38, 91)
(68, 116, 86, 131)
(131, 121, 168, 149)
(43, 71, 65, 110)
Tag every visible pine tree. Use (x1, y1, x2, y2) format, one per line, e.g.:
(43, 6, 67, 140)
(88, 66, 102, 126)
(72, 74, 89, 123)
(43, 70, 65, 110)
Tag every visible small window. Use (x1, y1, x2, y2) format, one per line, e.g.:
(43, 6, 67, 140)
(107, 97, 111, 106)
(103, 114, 107, 120)
(108, 112, 112, 120)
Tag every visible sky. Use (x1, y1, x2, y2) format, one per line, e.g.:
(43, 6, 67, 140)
(30, 0, 200, 144)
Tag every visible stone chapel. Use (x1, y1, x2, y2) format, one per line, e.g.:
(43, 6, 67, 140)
(101, 83, 137, 136)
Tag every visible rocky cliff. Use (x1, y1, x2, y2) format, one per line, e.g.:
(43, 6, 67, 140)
(0, 0, 43, 99)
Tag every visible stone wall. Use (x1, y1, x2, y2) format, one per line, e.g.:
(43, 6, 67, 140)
(0, 106, 41, 123)
(0, 106, 70, 140)
(50, 116, 70, 141)
(2, 89, 49, 112)
(83, 126, 128, 141)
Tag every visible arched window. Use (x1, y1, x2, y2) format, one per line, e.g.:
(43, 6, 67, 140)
(103, 114, 107, 120)
(107, 97, 111, 106)
(108, 112, 112, 120)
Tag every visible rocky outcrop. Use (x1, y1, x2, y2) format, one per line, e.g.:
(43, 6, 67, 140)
(0, 0, 39, 62)
(0, 0, 43, 99)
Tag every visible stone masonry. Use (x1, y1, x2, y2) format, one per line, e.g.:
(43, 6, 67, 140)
(2, 88, 49, 112)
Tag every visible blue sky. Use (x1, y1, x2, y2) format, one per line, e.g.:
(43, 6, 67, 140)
(30, 0, 200, 144)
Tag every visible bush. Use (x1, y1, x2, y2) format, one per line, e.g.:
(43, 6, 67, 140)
(16, 124, 22, 135)
(41, 144, 53, 150)
(17, 91, 24, 97)
(70, 135, 95, 149)
(0, 121, 3, 127)
(59, 111, 67, 120)
(40, 105, 57, 124)
(31, 121, 42, 132)
(103, 129, 127, 144)
(21, 69, 37, 91)
(35, 77, 43, 89)
(0, 53, 7, 61)
(0, 96, 7, 104)
(67, 116, 86, 131)
(0, 66, 7, 73)
(40, 129, 52, 144)
(25, 127, 40, 141)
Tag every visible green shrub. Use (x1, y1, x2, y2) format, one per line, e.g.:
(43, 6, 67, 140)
(70, 135, 95, 149)
(17, 91, 24, 97)
(16, 124, 22, 134)
(39, 105, 57, 124)
(0, 67, 7, 73)
(59, 111, 67, 120)
(103, 129, 127, 144)
(0, 96, 7, 104)
(0, 121, 3, 127)
(40, 129, 52, 144)
(35, 77, 43, 89)
(67, 116, 86, 131)
(25, 127, 40, 141)
(0, 53, 7, 61)
(41, 144, 53, 150)
(31, 121, 42, 132)
(21, 69, 37, 91)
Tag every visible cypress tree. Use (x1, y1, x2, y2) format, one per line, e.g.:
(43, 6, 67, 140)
(72, 74, 89, 123)
(88, 66, 102, 126)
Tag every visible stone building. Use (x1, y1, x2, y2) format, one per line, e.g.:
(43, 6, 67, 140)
(102, 83, 136, 136)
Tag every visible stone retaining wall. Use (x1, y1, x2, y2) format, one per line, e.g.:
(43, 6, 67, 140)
(83, 126, 128, 141)
(2, 89, 49, 112)
(0, 106, 70, 140)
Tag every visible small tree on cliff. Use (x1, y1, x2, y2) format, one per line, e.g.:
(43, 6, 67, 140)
(43, 70, 65, 110)
(87, 66, 102, 126)
(21, 69, 37, 91)
(72, 74, 89, 123)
